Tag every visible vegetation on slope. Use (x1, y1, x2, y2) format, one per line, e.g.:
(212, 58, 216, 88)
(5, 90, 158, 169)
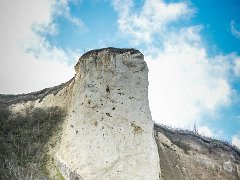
(0, 106, 66, 179)
(0, 78, 73, 109)
(154, 123, 240, 160)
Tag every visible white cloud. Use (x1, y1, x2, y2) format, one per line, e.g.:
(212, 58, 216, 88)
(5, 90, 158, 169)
(0, 0, 81, 94)
(147, 26, 232, 128)
(198, 126, 213, 137)
(234, 57, 240, 77)
(232, 135, 240, 149)
(230, 20, 240, 39)
(197, 126, 225, 139)
(111, 0, 194, 44)
(52, 0, 84, 27)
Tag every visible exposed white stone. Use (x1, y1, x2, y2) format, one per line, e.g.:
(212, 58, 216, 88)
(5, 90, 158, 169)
(55, 49, 160, 179)
(223, 160, 232, 173)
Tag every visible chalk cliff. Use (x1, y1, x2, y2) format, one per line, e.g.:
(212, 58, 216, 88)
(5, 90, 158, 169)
(1, 48, 240, 180)
(55, 48, 160, 179)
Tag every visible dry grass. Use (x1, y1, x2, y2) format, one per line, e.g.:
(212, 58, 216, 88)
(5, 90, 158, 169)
(0, 106, 66, 179)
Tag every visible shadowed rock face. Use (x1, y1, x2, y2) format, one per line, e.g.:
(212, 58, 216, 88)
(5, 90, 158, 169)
(1, 48, 240, 180)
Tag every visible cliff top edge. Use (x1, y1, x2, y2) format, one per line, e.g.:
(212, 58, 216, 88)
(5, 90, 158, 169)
(79, 47, 142, 60)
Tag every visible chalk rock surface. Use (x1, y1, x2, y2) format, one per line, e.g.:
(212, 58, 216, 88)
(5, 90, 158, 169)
(56, 48, 160, 179)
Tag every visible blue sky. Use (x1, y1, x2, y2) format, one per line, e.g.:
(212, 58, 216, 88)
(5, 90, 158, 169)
(1, 0, 240, 147)
(191, 0, 240, 56)
(45, 0, 240, 56)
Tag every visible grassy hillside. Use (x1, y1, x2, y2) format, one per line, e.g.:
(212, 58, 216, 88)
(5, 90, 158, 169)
(154, 124, 240, 160)
(0, 106, 66, 179)
(0, 78, 73, 109)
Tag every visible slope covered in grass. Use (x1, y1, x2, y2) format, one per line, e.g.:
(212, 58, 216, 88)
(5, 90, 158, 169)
(0, 106, 66, 179)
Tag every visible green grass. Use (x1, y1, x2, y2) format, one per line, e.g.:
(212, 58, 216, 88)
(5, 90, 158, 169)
(0, 106, 66, 179)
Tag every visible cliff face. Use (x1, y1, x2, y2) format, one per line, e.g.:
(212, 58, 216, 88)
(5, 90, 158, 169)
(1, 47, 240, 180)
(56, 48, 160, 179)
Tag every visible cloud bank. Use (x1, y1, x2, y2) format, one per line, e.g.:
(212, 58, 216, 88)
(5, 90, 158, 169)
(0, 0, 79, 94)
(112, 0, 194, 44)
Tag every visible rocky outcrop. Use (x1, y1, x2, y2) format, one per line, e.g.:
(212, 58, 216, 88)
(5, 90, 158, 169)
(56, 48, 160, 179)
(1, 47, 240, 180)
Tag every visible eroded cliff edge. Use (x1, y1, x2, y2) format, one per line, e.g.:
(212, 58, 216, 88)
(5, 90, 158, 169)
(0, 47, 239, 180)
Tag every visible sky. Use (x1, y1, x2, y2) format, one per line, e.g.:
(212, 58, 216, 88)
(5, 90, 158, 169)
(0, 0, 240, 148)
